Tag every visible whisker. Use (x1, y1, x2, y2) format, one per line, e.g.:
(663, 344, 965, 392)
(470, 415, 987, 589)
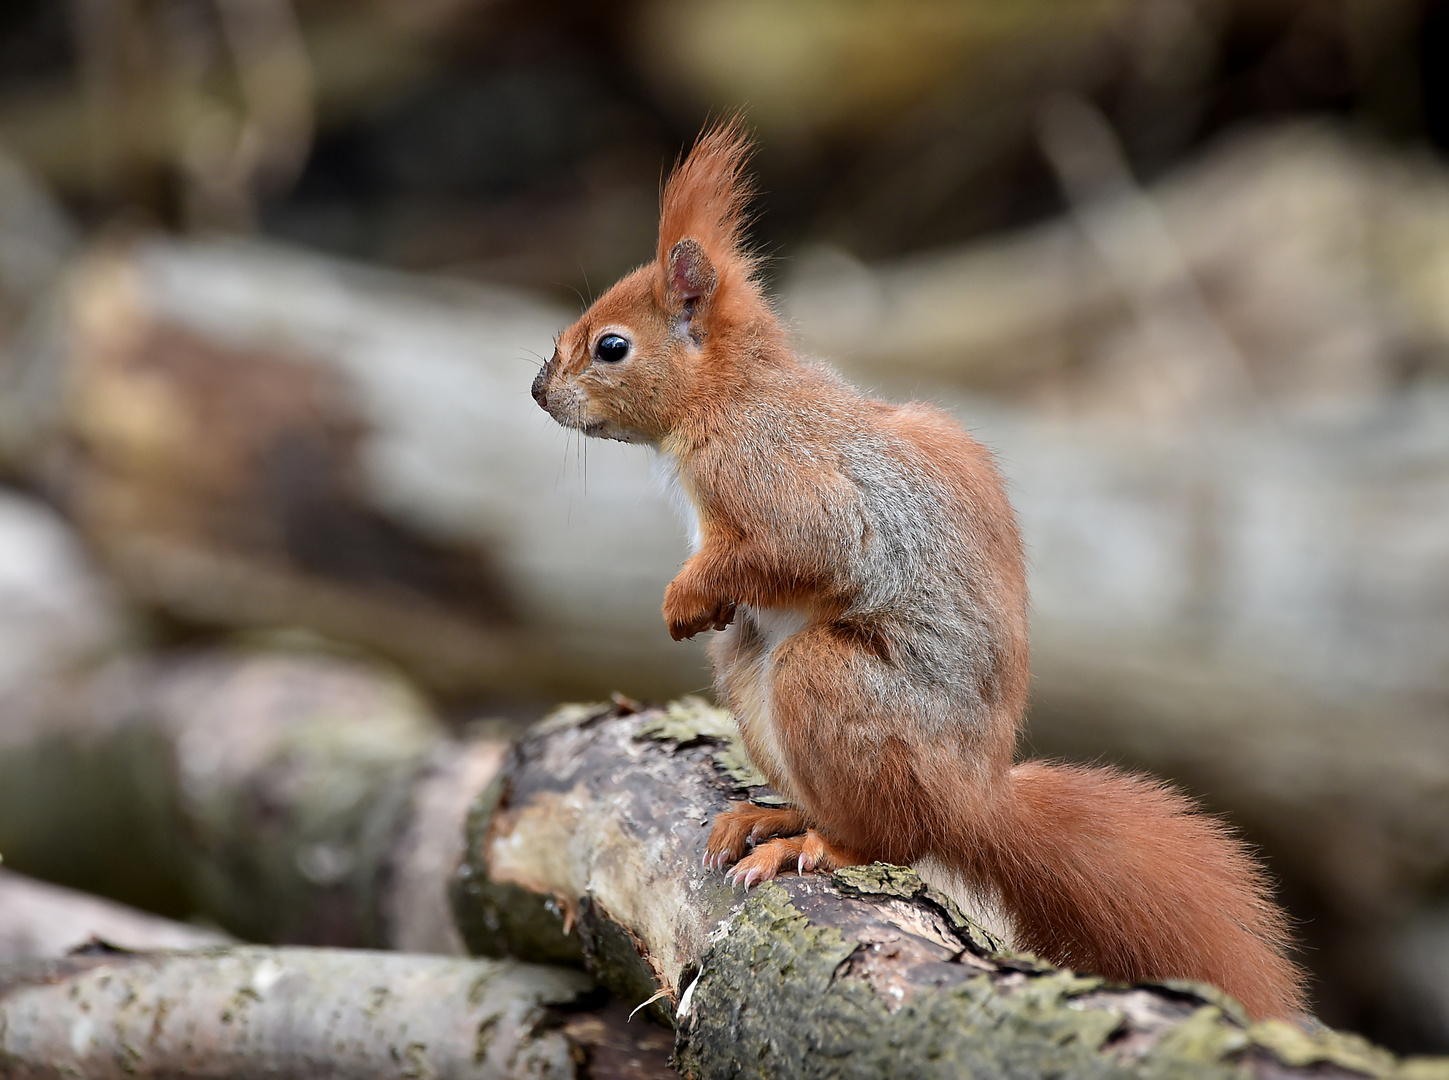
(553, 281, 588, 311)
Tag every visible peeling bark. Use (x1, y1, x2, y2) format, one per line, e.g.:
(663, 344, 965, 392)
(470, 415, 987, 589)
(453, 699, 1449, 1080)
(0, 945, 673, 1079)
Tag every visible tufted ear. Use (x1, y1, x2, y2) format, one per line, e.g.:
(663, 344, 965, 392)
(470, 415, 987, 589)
(668, 238, 718, 307)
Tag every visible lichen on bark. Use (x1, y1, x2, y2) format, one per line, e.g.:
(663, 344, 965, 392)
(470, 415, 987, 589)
(0, 946, 601, 1079)
(457, 699, 1449, 1080)
(675, 875, 1449, 1080)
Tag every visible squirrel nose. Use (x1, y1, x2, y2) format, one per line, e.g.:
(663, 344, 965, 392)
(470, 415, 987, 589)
(531, 369, 548, 409)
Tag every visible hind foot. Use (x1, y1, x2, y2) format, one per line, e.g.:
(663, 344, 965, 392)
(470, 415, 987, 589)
(724, 830, 864, 889)
(704, 803, 804, 871)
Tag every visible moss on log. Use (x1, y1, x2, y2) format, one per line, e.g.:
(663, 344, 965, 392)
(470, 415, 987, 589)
(454, 699, 1449, 1080)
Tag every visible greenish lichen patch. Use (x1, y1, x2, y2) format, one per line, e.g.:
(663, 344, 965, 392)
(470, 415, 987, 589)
(678, 881, 1256, 1080)
(637, 698, 736, 745)
(710, 741, 774, 792)
(829, 863, 927, 902)
(635, 697, 776, 792)
(1248, 1018, 1393, 1077)
(1143, 1005, 1249, 1067)
(831, 863, 1007, 957)
(1002, 967, 1108, 1008)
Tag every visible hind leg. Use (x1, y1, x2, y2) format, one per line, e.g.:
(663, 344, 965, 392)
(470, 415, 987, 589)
(704, 803, 805, 870)
(725, 829, 866, 888)
(762, 626, 972, 867)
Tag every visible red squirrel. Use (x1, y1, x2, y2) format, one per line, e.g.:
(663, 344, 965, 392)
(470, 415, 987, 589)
(530, 120, 1304, 1019)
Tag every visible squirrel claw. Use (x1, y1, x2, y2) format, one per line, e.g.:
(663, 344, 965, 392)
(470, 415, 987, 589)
(727, 830, 861, 887)
(728, 865, 764, 890)
(710, 601, 737, 632)
(705, 803, 807, 878)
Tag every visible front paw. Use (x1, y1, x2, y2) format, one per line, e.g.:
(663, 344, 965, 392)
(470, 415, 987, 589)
(663, 582, 736, 641)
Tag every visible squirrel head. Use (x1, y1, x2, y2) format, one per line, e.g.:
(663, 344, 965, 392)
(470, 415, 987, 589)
(532, 118, 775, 445)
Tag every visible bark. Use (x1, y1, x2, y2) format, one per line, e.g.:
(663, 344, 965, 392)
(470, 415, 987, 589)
(0, 945, 674, 1079)
(453, 698, 1449, 1080)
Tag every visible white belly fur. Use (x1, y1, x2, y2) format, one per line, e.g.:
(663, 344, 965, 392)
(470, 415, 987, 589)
(651, 448, 807, 795)
(652, 449, 703, 554)
(734, 605, 809, 795)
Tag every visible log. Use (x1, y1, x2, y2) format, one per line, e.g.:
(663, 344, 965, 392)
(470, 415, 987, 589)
(0, 869, 232, 963)
(0, 647, 490, 948)
(21, 239, 700, 701)
(454, 698, 1449, 1080)
(2, 671, 1443, 1077)
(0, 489, 123, 701)
(782, 122, 1449, 411)
(0, 945, 675, 1079)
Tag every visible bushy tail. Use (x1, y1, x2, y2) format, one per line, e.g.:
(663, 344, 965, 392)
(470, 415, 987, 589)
(966, 761, 1304, 1019)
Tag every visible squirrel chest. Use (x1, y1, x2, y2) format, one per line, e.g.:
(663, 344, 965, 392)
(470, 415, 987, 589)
(655, 445, 810, 795)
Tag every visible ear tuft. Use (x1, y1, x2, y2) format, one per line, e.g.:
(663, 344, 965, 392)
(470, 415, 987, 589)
(656, 116, 757, 311)
(669, 239, 717, 305)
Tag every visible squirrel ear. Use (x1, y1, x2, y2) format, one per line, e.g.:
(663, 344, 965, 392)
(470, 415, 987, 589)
(668, 238, 718, 306)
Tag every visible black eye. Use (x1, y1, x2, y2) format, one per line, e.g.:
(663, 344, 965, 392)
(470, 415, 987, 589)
(594, 334, 630, 363)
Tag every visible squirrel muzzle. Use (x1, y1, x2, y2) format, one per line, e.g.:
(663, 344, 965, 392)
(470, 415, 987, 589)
(531, 350, 558, 410)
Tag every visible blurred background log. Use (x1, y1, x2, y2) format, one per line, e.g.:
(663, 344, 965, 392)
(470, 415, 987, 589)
(784, 121, 1449, 415)
(0, 869, 232, 962)
(0, 489, 123, 699)
(0, 647, 500, 949)
(0, 946, 679, 1080)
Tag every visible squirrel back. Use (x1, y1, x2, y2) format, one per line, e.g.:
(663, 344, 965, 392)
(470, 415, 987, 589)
(532, 119, 1305, 1020)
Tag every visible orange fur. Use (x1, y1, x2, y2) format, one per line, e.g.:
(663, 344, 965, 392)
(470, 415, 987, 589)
(531, 119, 1305, 1019)
(655, 118, 759, 304)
